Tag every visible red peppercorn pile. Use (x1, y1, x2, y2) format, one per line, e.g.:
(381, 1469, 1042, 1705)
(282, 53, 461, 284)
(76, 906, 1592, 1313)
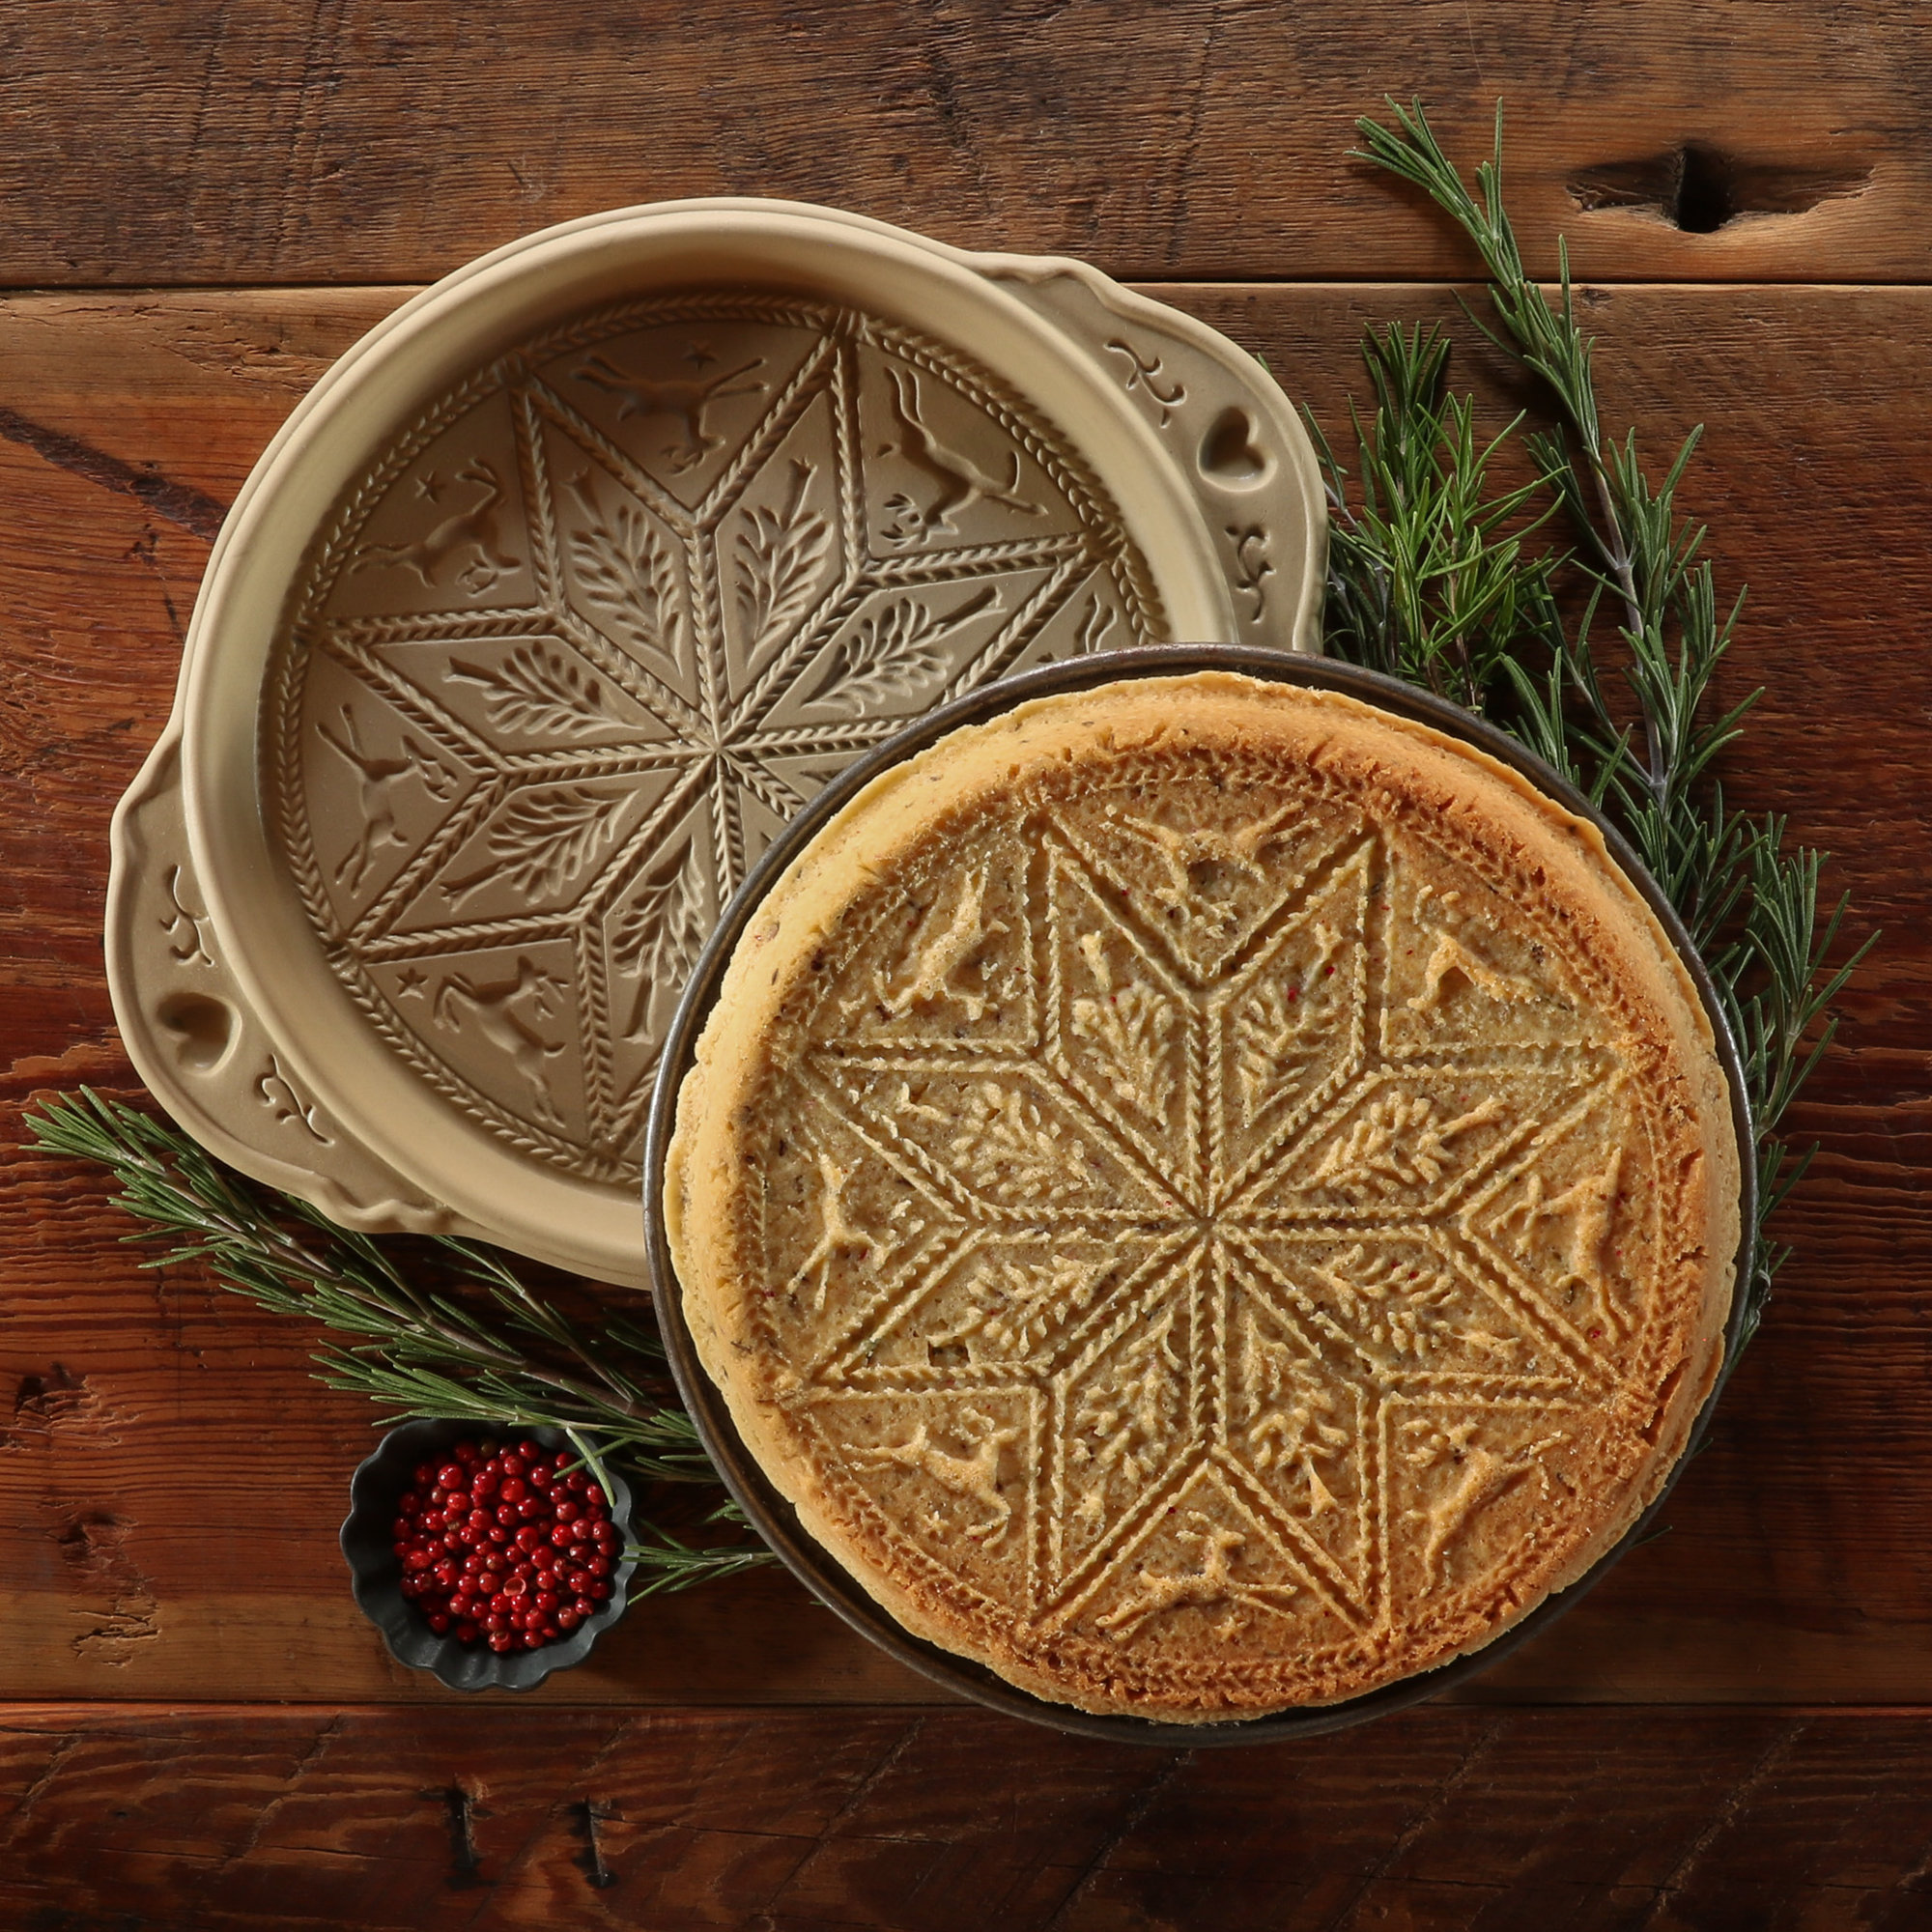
(391, 1437, 622, 1654)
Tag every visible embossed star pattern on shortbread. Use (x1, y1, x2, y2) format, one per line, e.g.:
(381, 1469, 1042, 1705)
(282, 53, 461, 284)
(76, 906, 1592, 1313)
(789, 791, 1633, 1638)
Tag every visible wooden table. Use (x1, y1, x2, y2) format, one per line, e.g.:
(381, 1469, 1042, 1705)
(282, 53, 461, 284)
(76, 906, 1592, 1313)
(4, 4, 1930, 1922)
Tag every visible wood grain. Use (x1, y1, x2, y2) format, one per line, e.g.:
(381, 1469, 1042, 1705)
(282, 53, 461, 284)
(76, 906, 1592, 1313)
(1, 282, 1927, 1710)
(1, 2, 1929, 288)
(2, 1704, 1930, 1928)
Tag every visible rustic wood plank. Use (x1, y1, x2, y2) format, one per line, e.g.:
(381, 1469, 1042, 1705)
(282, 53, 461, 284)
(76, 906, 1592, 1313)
(1, 2, 1930, 288)
(0, 1704, 1929, 1927)
(0, 284, 1926, 1708)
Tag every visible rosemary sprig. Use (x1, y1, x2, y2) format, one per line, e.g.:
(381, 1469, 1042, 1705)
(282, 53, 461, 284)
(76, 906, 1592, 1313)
(1305, 319, 1557, 712)
(627, 1498, 785, 1600)
(22, 1088, 775, 1593)
(1325, 99, 1874, 1346)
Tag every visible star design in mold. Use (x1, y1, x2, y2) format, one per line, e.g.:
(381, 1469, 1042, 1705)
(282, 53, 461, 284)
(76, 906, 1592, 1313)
(278, 297, 1162, 1179)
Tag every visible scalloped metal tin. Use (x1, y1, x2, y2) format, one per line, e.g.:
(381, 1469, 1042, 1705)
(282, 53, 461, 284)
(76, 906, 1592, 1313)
(107, 199, 1325, 1283)
(642, 645, 1756, 1746)
(340, 1419, 636, 1691)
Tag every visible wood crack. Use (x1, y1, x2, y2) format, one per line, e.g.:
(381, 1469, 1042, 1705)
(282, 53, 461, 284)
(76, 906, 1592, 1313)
(818, 1714, 927, 1833)
(759, 1717, 932, 1919)
(1634, 1718, 1807, 1925)
(199, 1714, 346, 1887)
(916, 19, 993, 216)
(0, 404, 229, 540)
(1164, 0, 1222, 268)
(1041, 1747, 1193, 1926)
(46, 1508, 161, 1664)
(1314, 1711, 1510, 1930)
(2, 1733, 80, 1846)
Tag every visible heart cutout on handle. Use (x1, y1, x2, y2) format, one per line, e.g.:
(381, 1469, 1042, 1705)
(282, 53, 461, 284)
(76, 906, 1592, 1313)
(1198, 406, 1271, 484)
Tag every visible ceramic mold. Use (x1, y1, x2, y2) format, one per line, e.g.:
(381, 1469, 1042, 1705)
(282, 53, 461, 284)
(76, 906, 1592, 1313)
(107, 199, 1326, 1284)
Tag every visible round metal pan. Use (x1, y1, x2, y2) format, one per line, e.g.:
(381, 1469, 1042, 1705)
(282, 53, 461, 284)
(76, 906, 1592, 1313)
(641, 643, 1757, 1746)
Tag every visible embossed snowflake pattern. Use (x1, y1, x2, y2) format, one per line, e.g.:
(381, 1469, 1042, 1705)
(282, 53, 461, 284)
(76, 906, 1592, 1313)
(782, 785, 1648, 1650)
(272, 295, 1165, 1181)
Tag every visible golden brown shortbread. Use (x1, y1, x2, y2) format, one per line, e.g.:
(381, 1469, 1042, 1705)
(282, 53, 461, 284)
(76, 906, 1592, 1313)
(666, 672, 1739, 1721)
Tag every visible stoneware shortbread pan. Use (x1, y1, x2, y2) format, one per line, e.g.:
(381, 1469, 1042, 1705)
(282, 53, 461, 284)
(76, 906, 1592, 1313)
(107, 199, 1324, 1285)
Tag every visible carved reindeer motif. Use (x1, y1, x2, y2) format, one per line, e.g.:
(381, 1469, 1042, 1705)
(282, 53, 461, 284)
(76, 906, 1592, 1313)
(1496, 1149, 1624, 1307)
(570, 352, 767, 472)
(1406, 1429, 1567, 1586)
(878, 365, 1046, 538)
(313, 706, 458, 895)
(431, 957, 569, 1128)
(352, 457, 523, 595)
(1095, 1514, 1298, 1641)
(789, 1151, 873, 1311)
(876, 865, 1008, 1022)
(862, 1407, 1021, 1543)
(1104, 799, 1298, 913)
(1406, 929, 1541, 1011)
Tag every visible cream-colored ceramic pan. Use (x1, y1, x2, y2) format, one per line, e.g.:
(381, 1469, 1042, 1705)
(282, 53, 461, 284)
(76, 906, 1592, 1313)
(107, 199, 1326, 1284)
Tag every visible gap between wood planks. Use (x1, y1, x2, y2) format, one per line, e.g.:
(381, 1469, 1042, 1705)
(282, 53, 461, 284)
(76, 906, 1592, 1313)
(9, 1700, 1932, 1721)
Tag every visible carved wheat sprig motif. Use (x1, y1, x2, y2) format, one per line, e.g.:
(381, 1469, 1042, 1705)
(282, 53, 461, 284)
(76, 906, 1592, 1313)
(444, 783, 629, 902)
(1308, 1093, 1502, 1196)
(449, 641, 609, 739)
(613, 839, 708, 1037)
(1240, 1321, 1350, 1481)
(568, 497, 685, 673)
(1072, 1312, 1184, 1488)
(1235, 984, 1305, 1115)
(939, 1255, 1111, 1358)
(1071, 978, 1177, 1119)
(948, 1082, 1091, 1203)
(735, 461, 833, 654)
(1232, 925, 1347, 1113)
(802, 593, 985, 712)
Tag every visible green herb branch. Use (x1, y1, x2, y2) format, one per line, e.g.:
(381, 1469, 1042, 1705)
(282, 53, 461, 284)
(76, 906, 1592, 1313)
(23, 1090, 774, 1596)
(1322, 99, 1873, 1349)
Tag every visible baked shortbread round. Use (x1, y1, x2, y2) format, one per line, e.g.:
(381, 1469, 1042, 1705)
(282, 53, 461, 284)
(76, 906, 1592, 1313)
(665, 671, 1740, 1721)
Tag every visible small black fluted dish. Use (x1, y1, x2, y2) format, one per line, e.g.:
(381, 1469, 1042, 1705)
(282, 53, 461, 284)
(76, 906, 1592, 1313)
(340, 1417, 638, 1691)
